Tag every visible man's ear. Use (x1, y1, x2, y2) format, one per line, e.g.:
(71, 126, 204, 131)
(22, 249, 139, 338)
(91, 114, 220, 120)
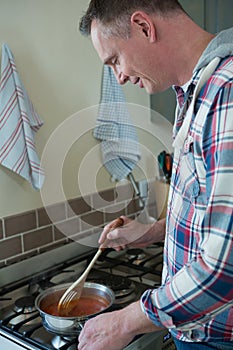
(131, 11, 156, 42)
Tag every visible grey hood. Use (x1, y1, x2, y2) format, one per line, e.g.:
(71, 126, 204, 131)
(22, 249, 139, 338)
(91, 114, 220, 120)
(194, 27, 233, 72)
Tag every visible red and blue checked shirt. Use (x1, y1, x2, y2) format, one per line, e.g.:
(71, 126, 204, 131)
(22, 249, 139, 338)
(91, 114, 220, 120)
(141, 55, 233, 342)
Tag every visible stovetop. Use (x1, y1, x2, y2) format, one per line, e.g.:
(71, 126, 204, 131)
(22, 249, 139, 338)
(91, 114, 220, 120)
(0, 243, 165, 350)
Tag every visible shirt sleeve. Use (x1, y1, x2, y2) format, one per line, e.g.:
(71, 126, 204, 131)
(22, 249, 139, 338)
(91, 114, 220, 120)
(141, 80, 233, 332)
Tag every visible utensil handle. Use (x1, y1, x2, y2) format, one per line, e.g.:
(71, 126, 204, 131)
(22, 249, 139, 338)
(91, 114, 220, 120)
(66, 217, 124, 290)
(62, 249, 102, 295)
(82, 248, 102, 276)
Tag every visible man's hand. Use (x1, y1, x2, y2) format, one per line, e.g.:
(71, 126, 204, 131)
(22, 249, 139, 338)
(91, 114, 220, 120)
(78, 301, 163, 350)
(98, 216, 166, 251)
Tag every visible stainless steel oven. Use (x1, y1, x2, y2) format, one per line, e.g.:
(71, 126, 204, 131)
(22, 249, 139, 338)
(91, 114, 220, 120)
(0, 241, 176, 349)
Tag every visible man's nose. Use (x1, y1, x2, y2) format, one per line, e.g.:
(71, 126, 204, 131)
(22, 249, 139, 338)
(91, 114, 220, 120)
(118, 72, 129, 85)
(114, 67, 128, 85)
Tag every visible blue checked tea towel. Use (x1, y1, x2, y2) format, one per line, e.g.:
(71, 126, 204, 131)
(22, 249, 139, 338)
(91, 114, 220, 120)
(93, 65, 141, 181)
(0, 43, 45, 190)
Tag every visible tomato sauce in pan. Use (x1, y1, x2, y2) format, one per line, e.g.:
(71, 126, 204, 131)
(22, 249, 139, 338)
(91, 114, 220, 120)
(43, 295, 109, 317)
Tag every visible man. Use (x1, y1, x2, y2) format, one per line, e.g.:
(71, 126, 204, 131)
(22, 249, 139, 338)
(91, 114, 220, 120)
(78, 1, 233, 349)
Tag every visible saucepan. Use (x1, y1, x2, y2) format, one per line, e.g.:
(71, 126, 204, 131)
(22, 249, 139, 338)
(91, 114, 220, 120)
(35, 282, 115, 336)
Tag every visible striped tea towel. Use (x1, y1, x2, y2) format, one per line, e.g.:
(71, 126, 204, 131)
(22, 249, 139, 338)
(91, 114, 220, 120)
(0, 43, 45, 190)
(93, 65, 141, 181)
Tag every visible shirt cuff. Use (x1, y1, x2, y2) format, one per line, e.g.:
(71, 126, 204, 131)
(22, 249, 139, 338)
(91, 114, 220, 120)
(140, 289, 175, 328)
(140, 288, 213, 335)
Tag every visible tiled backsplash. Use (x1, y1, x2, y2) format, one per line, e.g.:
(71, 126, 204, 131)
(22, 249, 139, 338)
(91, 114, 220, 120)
(0, 182, 156, 268)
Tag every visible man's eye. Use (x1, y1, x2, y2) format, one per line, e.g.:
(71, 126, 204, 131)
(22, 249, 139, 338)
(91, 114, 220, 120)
(112, 58, 119, 66)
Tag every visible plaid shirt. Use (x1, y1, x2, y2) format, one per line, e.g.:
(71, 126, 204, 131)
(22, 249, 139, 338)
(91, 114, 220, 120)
(141, 55, 233, 342)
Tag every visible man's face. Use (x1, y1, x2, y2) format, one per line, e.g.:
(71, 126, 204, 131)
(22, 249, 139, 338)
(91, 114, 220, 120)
(91, 19, 166, 95)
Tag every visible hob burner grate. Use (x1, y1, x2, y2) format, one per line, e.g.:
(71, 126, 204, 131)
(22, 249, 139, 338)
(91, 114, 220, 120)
(14, 296, 36, 314)
(87, 273, 136, 304)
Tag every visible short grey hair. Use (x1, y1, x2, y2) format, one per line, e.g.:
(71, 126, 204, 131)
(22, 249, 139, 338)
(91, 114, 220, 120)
(79, 0, 185, 38)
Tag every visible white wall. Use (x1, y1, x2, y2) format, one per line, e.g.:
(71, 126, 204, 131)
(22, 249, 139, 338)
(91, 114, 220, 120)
(0, 0, 155, 217)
